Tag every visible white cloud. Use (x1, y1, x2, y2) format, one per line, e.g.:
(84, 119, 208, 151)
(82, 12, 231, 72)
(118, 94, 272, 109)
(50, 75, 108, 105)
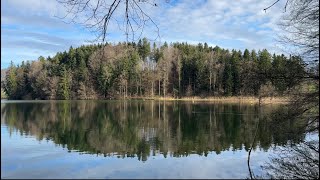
(1, 0, 290, 68)
(147, 0, 286, 52)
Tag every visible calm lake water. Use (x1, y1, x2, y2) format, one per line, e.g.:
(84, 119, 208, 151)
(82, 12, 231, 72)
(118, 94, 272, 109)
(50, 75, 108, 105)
(1, 100, 307, 178)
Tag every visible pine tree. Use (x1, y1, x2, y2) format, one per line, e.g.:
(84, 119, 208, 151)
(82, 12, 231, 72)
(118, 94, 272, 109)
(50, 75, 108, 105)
(243, 49, 250, 61)
(97, 65, 112, 98)
(78, 57, 87, 82)
(4, 61, 17, 99)
(138, 38, 151, 61)
(223, 62, 233, 96)
(258, 49, 272, 87)
(251, 50, 257, 62)
(57, 66, 70, 100)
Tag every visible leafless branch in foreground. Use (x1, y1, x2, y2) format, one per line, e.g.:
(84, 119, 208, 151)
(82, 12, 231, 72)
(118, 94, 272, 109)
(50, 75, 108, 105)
(261, 139, 319, 179)
(56, 0, 162, 43)
(263, 0, 289, 12)
(263, 0, 319, 64)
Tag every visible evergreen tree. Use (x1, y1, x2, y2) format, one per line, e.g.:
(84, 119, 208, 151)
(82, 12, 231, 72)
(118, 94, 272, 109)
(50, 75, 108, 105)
(78, 57, 88, 82)
(57, 66, 70, 100)
(138, 38, 150, 61)
(251, 50, 257, 62)
(223, 62, 233, 96)
(68, 46, 77, 69)
(258, 49, 272, 87)
(3, 42, 306, 100)
(243, 49, 250, 61)
(97, 65, 112, 98)
(231, 51, 240, 95)
(4, 61, 18, 99)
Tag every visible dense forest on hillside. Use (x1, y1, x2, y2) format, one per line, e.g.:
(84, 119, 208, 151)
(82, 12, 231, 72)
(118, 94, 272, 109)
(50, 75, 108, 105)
(2, 39, 307, 100)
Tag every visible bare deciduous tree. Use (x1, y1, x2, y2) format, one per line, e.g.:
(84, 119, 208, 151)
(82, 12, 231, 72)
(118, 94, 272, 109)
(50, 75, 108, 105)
(247, 1, 319, 179)
(264, 0, 319, 64)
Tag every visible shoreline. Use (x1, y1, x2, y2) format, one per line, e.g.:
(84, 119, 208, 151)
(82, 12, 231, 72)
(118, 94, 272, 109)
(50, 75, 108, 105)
(125, 96, 291, 104)
(2, 96, 291, 104)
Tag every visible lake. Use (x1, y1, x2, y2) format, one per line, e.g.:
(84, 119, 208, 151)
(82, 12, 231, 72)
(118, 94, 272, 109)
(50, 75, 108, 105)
(1, 100, 307, 178)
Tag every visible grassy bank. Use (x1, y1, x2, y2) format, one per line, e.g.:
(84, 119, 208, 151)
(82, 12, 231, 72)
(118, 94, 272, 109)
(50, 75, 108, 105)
(128, 96, 291, 104)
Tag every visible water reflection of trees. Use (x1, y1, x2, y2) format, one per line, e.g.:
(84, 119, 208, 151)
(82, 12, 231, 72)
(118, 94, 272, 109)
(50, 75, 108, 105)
(1, 101, 307, 162)
(255, 96, 319, 179)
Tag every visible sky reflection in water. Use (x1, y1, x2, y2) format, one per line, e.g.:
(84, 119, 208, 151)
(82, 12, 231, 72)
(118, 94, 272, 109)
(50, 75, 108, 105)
(1, 100, 305, 178)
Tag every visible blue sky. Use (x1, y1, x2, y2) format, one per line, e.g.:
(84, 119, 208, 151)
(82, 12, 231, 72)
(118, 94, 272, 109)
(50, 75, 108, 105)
(1, 0, 287, 69)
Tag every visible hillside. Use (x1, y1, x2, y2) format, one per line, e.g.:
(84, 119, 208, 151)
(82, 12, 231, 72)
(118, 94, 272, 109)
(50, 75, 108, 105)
(2, 40, 306, 100)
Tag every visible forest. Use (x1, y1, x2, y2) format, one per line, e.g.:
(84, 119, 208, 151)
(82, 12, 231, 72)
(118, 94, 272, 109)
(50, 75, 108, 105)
(2, 38, 307, 100)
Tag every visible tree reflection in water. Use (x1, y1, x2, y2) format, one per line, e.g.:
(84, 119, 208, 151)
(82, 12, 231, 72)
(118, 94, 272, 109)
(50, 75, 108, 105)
(0, 100, 309, 165)
(254, 97, 319, 179)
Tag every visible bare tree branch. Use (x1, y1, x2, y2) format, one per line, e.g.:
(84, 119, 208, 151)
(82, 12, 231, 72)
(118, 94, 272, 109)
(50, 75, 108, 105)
(56, 0, 163, 43)
(263, 0, 289, 12)
(263, 0, 280, 12)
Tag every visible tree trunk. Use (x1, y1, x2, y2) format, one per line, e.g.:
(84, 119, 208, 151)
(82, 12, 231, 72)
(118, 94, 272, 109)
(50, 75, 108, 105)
(163, 78, 166, 97)
(213, 72, 216, 94)
(139, 78, 142, 96)
(179, 71, 181, 97)
(152, 81, 154, 97)
(136, 79, 139, 96)
(209, 72, 212, 94)
(158, 79, 160, 96)
(193, 75, 195, 94)
(125, 81, 127, 98)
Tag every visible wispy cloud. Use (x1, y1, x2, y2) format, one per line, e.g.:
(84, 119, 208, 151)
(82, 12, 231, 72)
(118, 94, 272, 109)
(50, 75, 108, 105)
(1, 0, 288, 68)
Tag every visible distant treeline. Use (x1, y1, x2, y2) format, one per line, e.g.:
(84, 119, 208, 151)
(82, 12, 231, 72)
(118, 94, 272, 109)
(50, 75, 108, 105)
(3, 38, 306, 100)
